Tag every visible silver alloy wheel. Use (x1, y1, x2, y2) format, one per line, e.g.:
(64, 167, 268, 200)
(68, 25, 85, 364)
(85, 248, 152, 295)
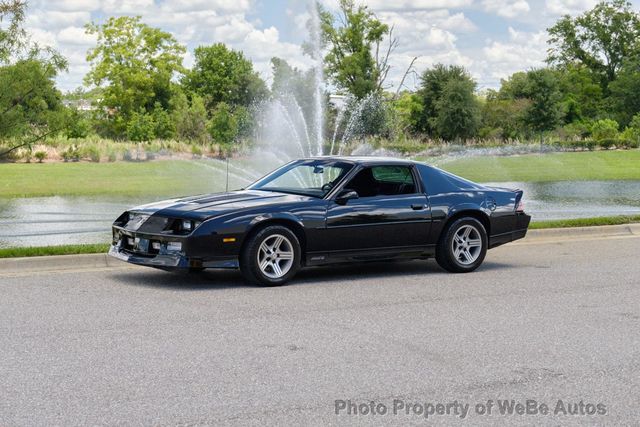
(452, 224, 482, 265)
(257, 234, 295, 279)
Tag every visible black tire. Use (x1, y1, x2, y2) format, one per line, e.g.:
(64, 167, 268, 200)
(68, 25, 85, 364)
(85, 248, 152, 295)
(436, 217, 487, 273)
(240, 225, 302, 286)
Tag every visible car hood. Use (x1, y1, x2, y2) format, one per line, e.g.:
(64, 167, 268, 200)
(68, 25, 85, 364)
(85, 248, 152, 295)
(129, 190, 315, 220)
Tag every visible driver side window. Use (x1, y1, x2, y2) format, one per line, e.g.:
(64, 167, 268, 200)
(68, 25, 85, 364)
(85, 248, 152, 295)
(344, 166, 417, 198)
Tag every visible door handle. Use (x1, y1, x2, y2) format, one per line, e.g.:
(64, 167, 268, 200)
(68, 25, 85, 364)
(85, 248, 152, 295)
(411, 204, 425, 210)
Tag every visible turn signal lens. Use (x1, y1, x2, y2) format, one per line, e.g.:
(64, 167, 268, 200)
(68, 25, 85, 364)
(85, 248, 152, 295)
(167, 242, 182, 252)
(516, 200, 525, 212)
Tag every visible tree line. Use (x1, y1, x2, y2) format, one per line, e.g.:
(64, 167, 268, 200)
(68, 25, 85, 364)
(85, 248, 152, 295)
(2, 0, 640, 159)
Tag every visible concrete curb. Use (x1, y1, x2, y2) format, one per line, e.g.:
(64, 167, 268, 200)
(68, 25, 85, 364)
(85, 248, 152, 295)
(1, 223, 638, 274)
(523, 223, 640, 242)
(0, 253, 126, 274)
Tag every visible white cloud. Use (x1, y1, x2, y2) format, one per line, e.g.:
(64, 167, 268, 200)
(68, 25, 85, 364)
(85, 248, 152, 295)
(545, 0, 598, 15)
(100, 0, 155, 14)
(479, 27, 547, 86)
(363, 0, 474, 10)
(26, 11, 92, 29)
(25, 27, 58, 49)
(160, 0, 253, 13)
(482, 0, 531, 18)
(41, 0, 101, 11)
(57, 26, 97, 46)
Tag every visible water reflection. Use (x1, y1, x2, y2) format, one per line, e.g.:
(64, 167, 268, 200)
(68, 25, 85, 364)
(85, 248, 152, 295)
(1, 180, 639, 248)
(484, 181, 640, 220)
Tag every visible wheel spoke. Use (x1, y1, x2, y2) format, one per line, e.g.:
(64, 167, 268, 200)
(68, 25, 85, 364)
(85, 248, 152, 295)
(259, 259, 271, 271)
(278, 251, 293, 260)
(271, 236, 284, 251)
(259, 241, 270, 255)
(271, 261, 283, 277)
(462, 227, 472, 239)
(467, 238, 481, 247)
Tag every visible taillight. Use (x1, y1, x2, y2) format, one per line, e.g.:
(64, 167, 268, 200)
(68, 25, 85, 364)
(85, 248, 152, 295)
(516, 200, 525, 212)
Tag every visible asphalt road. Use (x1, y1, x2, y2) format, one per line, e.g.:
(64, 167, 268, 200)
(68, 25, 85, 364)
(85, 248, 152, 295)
(1, 235, 639, 426)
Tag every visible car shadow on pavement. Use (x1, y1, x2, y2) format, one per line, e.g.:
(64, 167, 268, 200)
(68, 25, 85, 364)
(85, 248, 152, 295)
(110, 259, 514, 291)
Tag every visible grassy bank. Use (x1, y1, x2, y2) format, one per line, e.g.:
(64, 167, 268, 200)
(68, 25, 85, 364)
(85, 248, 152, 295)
(1, 150, 638, 198)
(0, 244, 110, 258)
(529, 215, 640, 229)
(432, 150, 640, 182)
(0, 160, 228, 198)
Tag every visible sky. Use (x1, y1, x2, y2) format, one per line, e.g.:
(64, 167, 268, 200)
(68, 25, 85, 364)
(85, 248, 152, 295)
(22, 0, 640, 93)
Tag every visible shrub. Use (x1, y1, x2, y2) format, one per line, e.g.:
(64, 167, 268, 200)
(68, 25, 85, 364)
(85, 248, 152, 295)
(152, 103, 176, 139)
(66, 109, 92, 139)
(208, 102, 238, 145)
(598, 139, 617, 150)
(62, 146, 81, 162)
(34, 151, 47, 163)
(126, 110, 156, 142)
(81, 145, 101, 162)
(621, 113, 640, 147)
(561, 139, 597, 151)
(558, 121, 591, 140)
(191, 144, 203, 157)
(106, 148, 118, 162)
(590, 119, 619, 141)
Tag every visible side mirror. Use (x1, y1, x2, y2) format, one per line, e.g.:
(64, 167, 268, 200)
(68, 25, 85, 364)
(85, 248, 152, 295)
(335, 190, 359, 205)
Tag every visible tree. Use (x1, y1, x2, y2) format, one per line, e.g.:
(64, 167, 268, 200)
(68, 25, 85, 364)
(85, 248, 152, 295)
(415, 64, 472, 136)
(208, 102, 238, 145)
(0, 1, 67, 158)
(85, 16, 185, 137)
(393, 91, 423, 135)
(318, 0, 395, 99)
(170, 92, 209, 142)
(522, 69, 564, 133)
(480, 96, 531, 139)
(434, 79, 480, 141)
(183, 43, 267, 110)
(557, 65, 603, 122)
(498, 69, 563, 134)
(609, 55, 640, 126)
(0, 0, 26, 63)
(547, 0, 640, 89)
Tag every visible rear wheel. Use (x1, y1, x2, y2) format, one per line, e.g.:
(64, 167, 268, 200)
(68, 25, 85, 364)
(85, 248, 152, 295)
(240, 225, 301, 286)
(436, 217, 487, 273)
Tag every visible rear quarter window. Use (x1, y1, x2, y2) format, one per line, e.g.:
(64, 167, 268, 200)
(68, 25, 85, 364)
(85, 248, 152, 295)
(371, 166, 414, 184)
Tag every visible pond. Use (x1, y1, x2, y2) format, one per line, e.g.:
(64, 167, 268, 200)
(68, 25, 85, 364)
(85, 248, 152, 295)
(1, 180, 639, 248)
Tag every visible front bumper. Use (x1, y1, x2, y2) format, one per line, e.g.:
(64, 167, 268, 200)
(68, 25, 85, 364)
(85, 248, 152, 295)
(109, 244, 191, 269)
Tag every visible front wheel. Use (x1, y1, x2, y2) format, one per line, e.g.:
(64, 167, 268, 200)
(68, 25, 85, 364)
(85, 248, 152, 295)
(436, 217, 487, 273)
(240, 225, 301, 286)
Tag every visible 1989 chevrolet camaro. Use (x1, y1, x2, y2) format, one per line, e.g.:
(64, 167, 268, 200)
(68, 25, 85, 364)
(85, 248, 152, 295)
(109, 157, 531, 286)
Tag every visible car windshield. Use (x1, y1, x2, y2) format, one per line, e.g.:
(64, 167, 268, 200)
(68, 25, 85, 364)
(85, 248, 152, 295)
(248, 160, 354, 198)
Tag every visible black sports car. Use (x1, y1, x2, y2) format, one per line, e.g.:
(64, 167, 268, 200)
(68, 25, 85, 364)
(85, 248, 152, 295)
(109, 157, 531, 285)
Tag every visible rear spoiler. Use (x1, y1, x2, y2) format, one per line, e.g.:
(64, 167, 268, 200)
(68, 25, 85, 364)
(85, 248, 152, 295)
(514, 190, 525, 212)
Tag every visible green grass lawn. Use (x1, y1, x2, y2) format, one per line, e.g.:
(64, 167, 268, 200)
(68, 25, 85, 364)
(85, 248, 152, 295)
(1, 150, 639, 199)
(429, 150, 640, 182)
(0, 243, 110, 258)
(0, 160, 231, 198)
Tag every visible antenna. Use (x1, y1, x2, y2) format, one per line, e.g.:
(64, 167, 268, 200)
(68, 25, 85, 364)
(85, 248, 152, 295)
(225, 156, 229, 193)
